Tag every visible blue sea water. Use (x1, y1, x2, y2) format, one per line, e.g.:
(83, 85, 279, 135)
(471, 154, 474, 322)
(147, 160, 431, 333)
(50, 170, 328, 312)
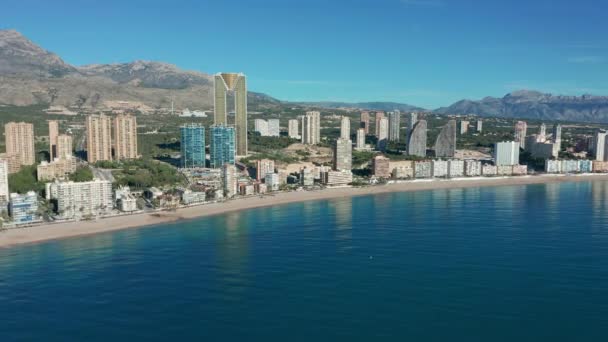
(2, 181, 608, 341)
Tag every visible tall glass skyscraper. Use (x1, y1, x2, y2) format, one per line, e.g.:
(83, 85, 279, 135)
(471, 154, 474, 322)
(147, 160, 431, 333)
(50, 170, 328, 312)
(180, 124, 206, 168)
(210, 125, 236, 169)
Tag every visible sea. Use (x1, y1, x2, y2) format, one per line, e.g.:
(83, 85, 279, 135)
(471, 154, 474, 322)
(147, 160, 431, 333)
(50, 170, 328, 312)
(2, 180, 608, 341)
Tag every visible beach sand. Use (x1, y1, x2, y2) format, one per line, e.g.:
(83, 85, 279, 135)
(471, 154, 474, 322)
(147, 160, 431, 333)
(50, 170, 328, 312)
(1, 174, 607, 249)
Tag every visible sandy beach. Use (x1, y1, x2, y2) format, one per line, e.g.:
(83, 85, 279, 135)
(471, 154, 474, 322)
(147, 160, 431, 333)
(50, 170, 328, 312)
(1, 174, 607, 249)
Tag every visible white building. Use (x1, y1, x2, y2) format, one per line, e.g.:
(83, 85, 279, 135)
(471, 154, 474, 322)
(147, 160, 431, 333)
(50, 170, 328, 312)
(254, 119, 269, 136)
(414, 161, 432, 178)
(288, 119, 300, 139)
(340, 116, 351, 140)
(377, 117, 389, 151)
(464, 160, 482, 176)
(268, 119, 280, 137)
(482, 164, 497, 176)
(0, 159, 9, 205)
(46, 179, 113, 219)
(114, 186, 138, 212)
(321, 170, 353, 186)
(300, 167, 315, 187)
(301, 111, 321, 145)
(181, 190, 206, 205)
(9, 191, 39, 224)
(355, 128, 367, 150)
(494, 141, 520, 166)
(222, 164, 238, 198)
(431, 160, 448, 178)
(265, 173, 280, 191)
(448, 159, 465, 178)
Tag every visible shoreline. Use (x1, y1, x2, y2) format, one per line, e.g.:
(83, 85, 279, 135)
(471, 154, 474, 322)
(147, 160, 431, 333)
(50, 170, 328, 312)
(2, 173, 608, 249)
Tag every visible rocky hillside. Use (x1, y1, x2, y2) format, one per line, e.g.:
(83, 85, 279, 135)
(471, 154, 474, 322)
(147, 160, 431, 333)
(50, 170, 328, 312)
(0, 29, 279, 110)
(435, 90, 608, 123)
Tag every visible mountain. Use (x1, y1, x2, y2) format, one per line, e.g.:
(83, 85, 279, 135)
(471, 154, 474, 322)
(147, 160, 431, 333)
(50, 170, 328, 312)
(295, 101, 425, 112)
(0, 29, 280, 110)
(435, 90, 608, 123)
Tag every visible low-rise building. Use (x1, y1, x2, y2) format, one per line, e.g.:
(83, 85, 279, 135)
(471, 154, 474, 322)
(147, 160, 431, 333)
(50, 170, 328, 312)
(321, 170, 353, 186)
(37, 158, 78, 181)
(579, 160, 593, 173)
(497, 165, 513, 176)
(114, 186, 138, 212)
(181, 190, 206, 205)
(414, 161, 432, 178)
(545, 159, 561, 173)
(448, 160, 464, 178)
(431, 159, 448, 178)
(372, 156, 391, 178)
(265, 173, 280, 191)
(256, 183, 268, 194)
(512, 164, 528, 175)
(593, 161, 608, 173)
(464, 160, 482, 176)
(561, 160, 580, 173)
(9, 191, 39, 225)
(481, 164, 497, 176)
(392, 165, 414, 179)
(239, 184, 255, 196)
(300, 167, 315, 186)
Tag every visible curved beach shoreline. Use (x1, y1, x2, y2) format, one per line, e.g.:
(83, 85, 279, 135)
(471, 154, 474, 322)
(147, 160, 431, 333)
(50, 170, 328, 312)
(1, 174, 607, 249)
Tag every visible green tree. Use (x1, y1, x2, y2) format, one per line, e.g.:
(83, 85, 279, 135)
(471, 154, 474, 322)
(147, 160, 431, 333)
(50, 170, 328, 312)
(69, 166, 94, 182)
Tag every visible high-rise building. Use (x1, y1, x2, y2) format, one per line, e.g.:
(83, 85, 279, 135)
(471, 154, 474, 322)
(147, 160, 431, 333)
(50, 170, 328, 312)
(435, 120, 456, 158)
(407, 120, 427, 157)
(301, 111, 321, 145)
(408, 112, 418, 131)
(268, 119, 280, 137)
(56, 134, 73, 160)
(372, 155, 391, 178)
(222, 163, 238, 198)
(591, 130, 607, 161)
(333, 138, 352, 171)
(256, 159, 275, 181)
(459, 120, 469, 134)
(0, 159, 8, 204)
(4, 122, 35, 169)
(356, 128, 366, 150)
(210, 125, 236, 168)
(552, 124, 562, 156)
(48, 120, 59, 161)
(9, 191, 39, 224)
(340, 116, 351, 140)
(388, 110, 400, 142)
(180, 124, 206, 168)
(288, 119, 300, 139)
(360, 111, 370, 135)
(85, 114, 112, 163)
(214, 72, 247, 156)
(45, 179, 113, 219)
(539, 123, 547, 141)
(113, 114, 138, 160)
(514, 121, 528, 149)
(494, 141, 520, 166)
(377, 117, 389, 151)
(476, 120, 483, 133)
(254, 119, 269, 136)
(375, 111, 386, 137)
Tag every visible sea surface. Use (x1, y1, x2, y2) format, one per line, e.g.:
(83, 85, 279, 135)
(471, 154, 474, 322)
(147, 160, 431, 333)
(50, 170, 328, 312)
(2, 181, 608, 341)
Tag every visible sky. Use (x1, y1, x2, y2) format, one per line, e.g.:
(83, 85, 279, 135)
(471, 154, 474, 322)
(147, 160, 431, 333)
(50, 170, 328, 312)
(1, 0, 607, 109)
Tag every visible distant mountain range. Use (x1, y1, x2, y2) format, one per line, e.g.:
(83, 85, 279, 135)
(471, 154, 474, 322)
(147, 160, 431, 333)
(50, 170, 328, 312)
(1, 29, 608, 122)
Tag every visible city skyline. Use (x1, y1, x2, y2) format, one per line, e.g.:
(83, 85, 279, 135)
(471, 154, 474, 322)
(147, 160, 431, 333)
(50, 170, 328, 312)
(1, 0, 606, 109)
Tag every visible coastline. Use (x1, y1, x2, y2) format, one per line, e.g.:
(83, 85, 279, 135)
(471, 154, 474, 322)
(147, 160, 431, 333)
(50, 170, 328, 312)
(1, 173, 607, 249)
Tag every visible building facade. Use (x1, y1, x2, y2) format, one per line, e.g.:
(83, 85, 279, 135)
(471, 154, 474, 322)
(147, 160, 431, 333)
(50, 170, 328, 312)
(5, 122, 35, 169)
(85, 114, 112, 163)
(214, 72, 247, 156)
(45, 180, 113, 219)
(514, 121, 528, 149)
(210, 125, 236, 168)
(256, 159, 275, 181)
(360, 111, 370, 135)
(388, 110, 400, 142)
(408, 120, 427, 157)
(180, 124, 206, 168)
(494, 141, 520, 166)
(377, 117, 389, 152)
(301, 111, 321, 145)
(9, 191, 39, 224)
(340, 116, 351, 140)
(333, 138, 352, 171)
(435, 120, 456, 158)
(49, 120, 59, 161)
(113, 114, 138, 160)
(288, 119, 300, 139)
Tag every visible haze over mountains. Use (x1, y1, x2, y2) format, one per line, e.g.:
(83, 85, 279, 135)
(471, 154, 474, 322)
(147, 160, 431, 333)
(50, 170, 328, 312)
(1, 29, 608, 122)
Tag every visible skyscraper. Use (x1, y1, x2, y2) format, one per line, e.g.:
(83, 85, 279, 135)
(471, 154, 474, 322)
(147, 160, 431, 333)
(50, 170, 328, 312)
(210, 125, 236, 168)
(48, 120, 59, 160)
(85, 114, 112, 163)
(552, 124, 562, 156)
(180, 124, 206, 168)
(539, 123, 547, 141)
(459, 120, 469, 134)
(408, 112, 418, 131)
(333, 138, 352, 171)
(360, 111, 370, 135)
(0, 159, 8, 205)
(214, 73, 247, 156)
(435, 120, 456, 158)
(56, 134, 73, 160)
(268, 119, 280, 137)
(113, 114, 138, 160)
(375, 111, 386, 137)
(254, 119, 269, 136)
(592, 130, 607, 161)
(514, 121, 527, 149)
(5, 122, 35, 169)
(407, 119, 427, 157)
(388, 110, 400, 142)
(356, 128, 366, 150)
(288, 119, 300, 139)
(494, 141, 520, 166)
(222, 163, 238, 198)
(476, 120, 483, 133)
(256, 159, 275, 181)
(340, 116, 351, 140)
(377, 117, 389, 152)
(301, 111, 321, 145)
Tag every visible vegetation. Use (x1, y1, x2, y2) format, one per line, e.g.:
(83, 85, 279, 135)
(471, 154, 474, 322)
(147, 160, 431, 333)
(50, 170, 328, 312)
(241, 151, 297, 167)
(8, 165, 45, 195)
(97, 159, 185, 189)
(352, 150, 374, 166)
(248, 134, 298, 151)
(68, 165, 94, 182)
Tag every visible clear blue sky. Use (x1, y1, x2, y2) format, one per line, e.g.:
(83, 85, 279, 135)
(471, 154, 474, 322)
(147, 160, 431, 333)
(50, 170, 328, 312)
(2, 0, 607, 109)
